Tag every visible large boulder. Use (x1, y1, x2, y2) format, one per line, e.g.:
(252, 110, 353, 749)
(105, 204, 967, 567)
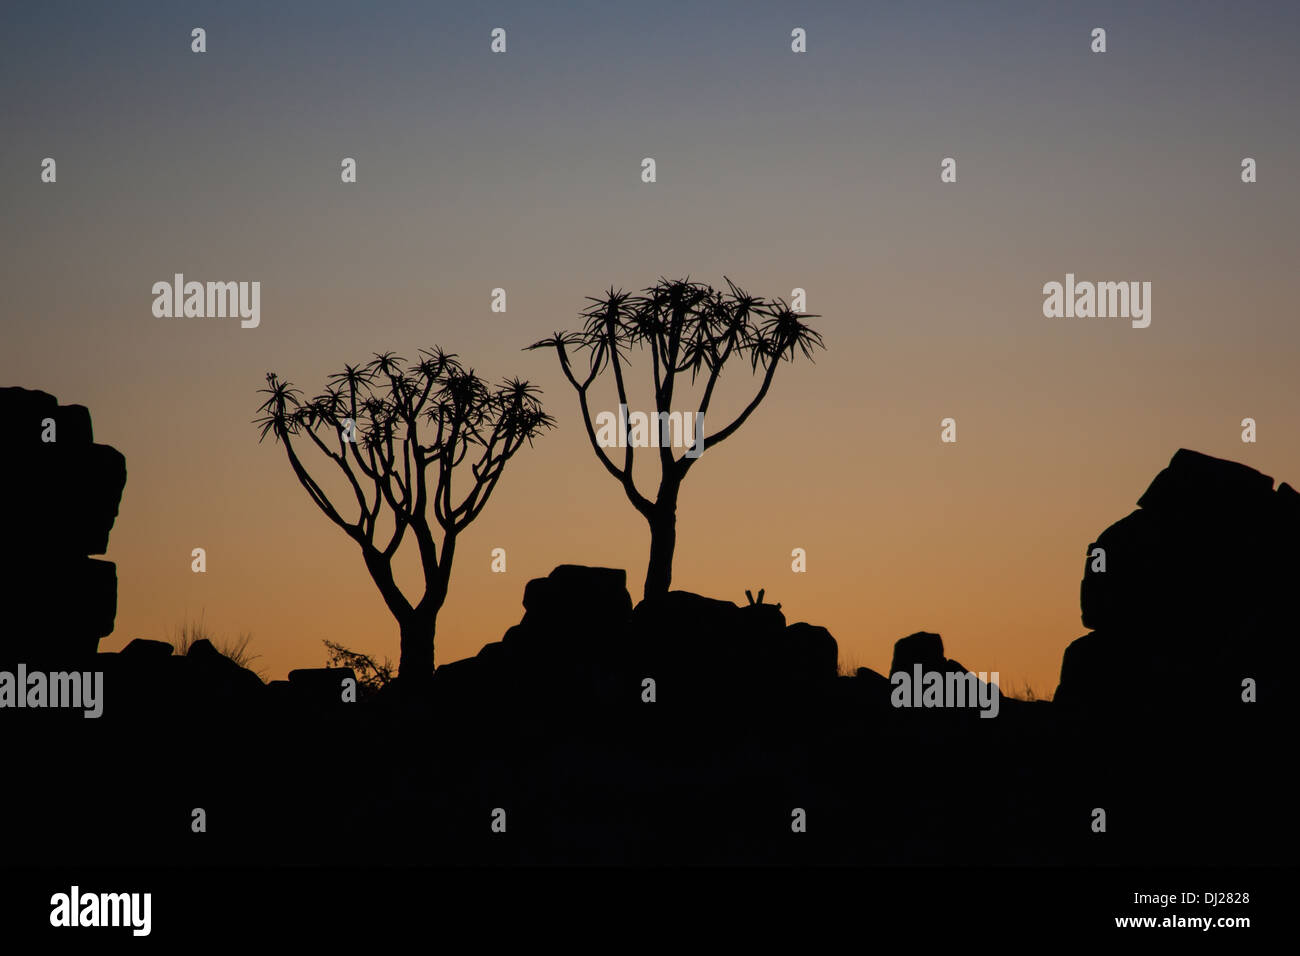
(630, 591, 745, 693)
(628, 590, 841, 706)
(450, 569, 842, 711)
(889, 631, 945, 676)
(508, 565, 632, 655)
(435, 566, 635, 710)
(0, 388, 126, 665)
(886, 631, 1000, 717)
(521, 565, 633, 629)
(1, 388, 126, 558)
(1137, 448, 1275, 519)
(120, 638, 175, 660)
(1060, 449, 1300, 715)
(182, 638, 266, 706)
(782, 622, 839, 682)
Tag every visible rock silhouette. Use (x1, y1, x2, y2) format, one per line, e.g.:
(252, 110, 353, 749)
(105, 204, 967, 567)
(435, 566, 837, 716)
(1057, 448, 1300, 716)
(0, 387, 126, 667)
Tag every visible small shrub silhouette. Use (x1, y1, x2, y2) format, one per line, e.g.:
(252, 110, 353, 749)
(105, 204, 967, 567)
(323, 639, 395, 698)
(744, 588, 780, 610)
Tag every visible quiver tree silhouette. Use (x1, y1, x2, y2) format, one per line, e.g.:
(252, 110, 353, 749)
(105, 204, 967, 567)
(255, 349, 554, 681)
(530, 277, 823, 599)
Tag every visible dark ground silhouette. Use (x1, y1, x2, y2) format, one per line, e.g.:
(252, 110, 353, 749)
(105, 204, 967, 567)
(1, 387, 1295, 869)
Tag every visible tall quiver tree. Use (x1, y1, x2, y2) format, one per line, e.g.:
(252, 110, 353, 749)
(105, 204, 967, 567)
(530, 278, 823, 599)
(256, 349, 553, 681)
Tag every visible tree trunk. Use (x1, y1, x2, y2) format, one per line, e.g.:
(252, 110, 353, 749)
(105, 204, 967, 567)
(397, 605, 438, 682)
(643, 501, 678, 600)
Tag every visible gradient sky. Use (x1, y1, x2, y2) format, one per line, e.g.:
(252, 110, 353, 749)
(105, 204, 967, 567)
(3, 1, 1298, 695)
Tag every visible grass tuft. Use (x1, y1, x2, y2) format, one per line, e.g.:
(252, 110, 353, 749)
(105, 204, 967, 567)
(169, 612, 265, 679)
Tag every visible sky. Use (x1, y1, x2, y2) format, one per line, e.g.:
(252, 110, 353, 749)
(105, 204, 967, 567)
(3, 1, 1298, 695)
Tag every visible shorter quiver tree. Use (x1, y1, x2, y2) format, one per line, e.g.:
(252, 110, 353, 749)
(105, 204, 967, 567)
(255, 349, 554, 680)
